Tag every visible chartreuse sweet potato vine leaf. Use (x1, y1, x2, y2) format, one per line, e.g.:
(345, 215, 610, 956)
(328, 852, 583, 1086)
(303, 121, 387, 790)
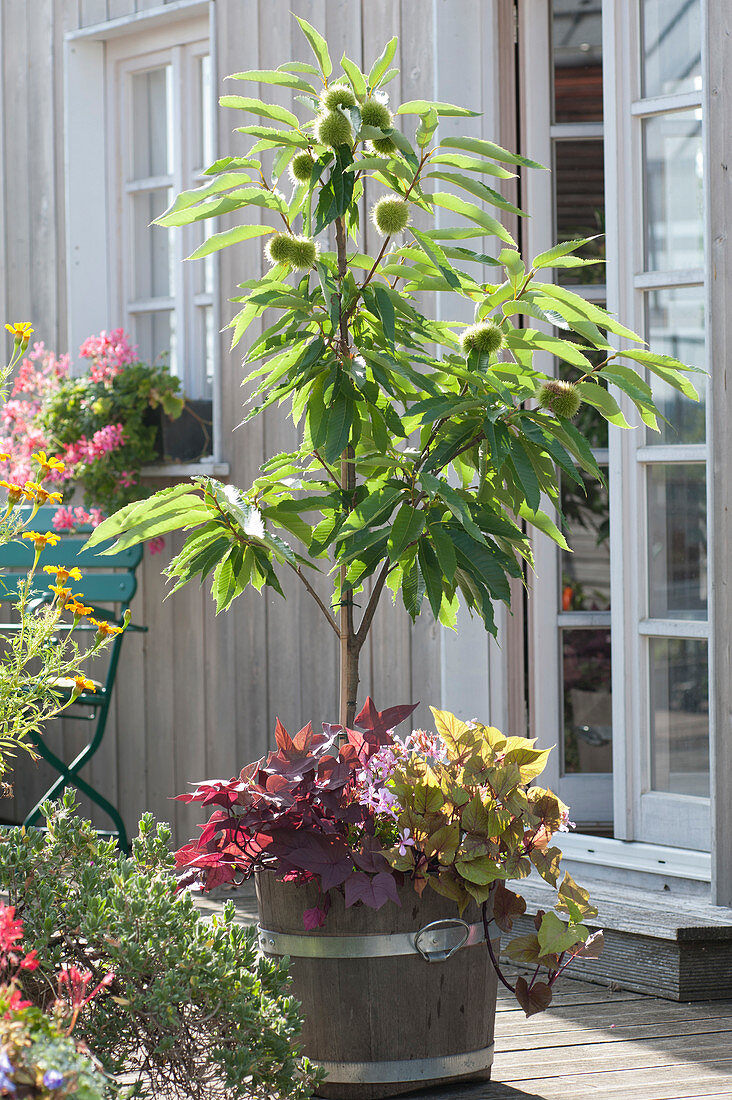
(85, 19, 699, 729)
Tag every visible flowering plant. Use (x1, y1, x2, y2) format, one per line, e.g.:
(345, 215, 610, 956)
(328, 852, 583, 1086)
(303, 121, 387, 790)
(176, 698, 602, 1017)
(0, 902, 113, 1099)
(0, 325, 127, 796)
(0, 329, 184, 528)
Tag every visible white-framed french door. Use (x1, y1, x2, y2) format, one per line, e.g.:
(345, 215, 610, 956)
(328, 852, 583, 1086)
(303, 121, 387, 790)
(605, 0, 710, 851)
(521, 0, 710, 851)
(521, 0, 614, 829)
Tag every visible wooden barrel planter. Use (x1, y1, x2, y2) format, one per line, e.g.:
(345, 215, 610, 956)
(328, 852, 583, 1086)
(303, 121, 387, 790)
(256, 872, 499, 1099)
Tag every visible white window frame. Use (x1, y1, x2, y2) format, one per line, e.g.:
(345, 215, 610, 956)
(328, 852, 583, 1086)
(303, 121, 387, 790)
(522, 0, 712, 877)
(521, 0, 614, 828)
(64, 0, 227, 469)
(604, 0, 710, 853)
(108, 31, 214, 402)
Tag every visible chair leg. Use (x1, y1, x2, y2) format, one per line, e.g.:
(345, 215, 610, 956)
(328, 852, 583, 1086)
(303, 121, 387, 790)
(23, 731, 129, 853)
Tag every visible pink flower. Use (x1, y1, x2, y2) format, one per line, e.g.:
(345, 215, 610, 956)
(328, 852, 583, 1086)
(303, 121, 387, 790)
(58, 964, 114, 1009)
(51, 506, 106, 533)
(376, 790, 400, 819)
(119, 470, 137, 488)
(0, 904, 24, 955)
(406, 728, 447, 762)
(397, 828, 415, 856)
(79, 328, 136, 381)
(87, 423, 125, 457)
(52, 506, 78, 532)
(148, 536, 166, 555)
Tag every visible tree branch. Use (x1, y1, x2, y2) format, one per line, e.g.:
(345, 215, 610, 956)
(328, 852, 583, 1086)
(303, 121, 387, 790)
(354, 559, 393, 650)
(432, 431, 486, 473)
(343, 150, 429, 326)
(312, 449, 343, 490)
(286, 560, 341, 637)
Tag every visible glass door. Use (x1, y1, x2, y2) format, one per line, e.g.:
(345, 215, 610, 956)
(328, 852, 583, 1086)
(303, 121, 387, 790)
(606, 0, 709, 850)
(523, 0, 613, 830)
(636, 0, 708, 848)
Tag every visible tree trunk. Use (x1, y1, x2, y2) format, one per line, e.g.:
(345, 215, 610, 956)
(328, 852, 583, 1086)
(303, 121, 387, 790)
(335, 215, 359, 729)
(339, 623, 359, 730)
(339, 443, 358, 729)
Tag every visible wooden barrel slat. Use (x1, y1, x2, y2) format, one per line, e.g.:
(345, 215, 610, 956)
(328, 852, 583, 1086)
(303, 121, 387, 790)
(256, 872, 498, 1099)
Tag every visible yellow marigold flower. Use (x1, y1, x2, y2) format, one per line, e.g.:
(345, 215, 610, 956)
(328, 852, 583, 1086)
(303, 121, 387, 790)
(43, 565, 82, 583)
(23, 531, 61, 551)
(72, 676, 96, 695)
(49, 583, 72, 605)
(5, 321, 33, 342)
(89, 618, 124, 638)
(22, 481, 44, 502)
(32, 451, 65, 480)
(67, 599, 93, 618)
(0, 453, 10, 462)
(33, 486, 63, 505)
(0, 480, 23, 504)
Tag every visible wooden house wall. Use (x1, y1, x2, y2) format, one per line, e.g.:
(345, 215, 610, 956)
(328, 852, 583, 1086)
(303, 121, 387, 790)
(2, 0, 511, 844)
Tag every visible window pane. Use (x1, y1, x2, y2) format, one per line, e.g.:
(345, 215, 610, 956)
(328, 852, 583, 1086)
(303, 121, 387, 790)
(562, 628, 612, 774)
(552, 0, 603, 123)
(641, 0, 702, 99)
(194, 54, 214, 170)
(132, 190, 173, 300)
(561, 347, 609, 448)
(647, 464, 707, 620)
(554, 140, 605, 284)
(131, 66, 172, 179)
(560, 468, 610, 612)
(201, 304, 215, 396)
(643, 111, 703, 272)
(191, 222, 215, 295)
(645, 286, 706, 444)
(650, 637, 708, 796)
(134, 310, 177, 377)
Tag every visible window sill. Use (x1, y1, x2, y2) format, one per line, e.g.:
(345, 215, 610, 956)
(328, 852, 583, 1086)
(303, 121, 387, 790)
(140, 461, 230, 479)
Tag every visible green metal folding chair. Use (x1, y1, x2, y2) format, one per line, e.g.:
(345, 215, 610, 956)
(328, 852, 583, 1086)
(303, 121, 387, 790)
(0, 505, 146, 851)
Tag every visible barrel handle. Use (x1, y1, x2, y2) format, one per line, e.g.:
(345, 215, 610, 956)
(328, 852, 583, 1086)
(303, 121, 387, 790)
(414, 918, 471, 963)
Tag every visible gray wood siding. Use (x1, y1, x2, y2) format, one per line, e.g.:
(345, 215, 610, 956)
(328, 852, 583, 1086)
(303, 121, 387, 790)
(2, 0, 509, 843)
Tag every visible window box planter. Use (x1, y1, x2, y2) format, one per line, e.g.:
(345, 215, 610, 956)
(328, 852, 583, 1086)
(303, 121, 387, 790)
(146, 399, 213, 464)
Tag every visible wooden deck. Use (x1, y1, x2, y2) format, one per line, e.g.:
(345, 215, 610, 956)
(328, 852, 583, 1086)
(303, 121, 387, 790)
(194, 891, 732, 1099)
(418, 973, 732, 1100)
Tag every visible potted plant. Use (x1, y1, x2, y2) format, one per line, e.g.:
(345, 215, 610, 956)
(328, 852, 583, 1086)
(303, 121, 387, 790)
(175, 698, 601, 1096)
(85, 19, 698, 1094)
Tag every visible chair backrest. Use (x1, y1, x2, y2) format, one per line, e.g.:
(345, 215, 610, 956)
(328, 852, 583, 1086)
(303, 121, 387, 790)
(0, 506, 143, 609)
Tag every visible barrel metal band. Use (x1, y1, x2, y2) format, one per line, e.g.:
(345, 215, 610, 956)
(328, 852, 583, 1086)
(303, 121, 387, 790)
(315, 1044, 494, 1084)
(257, 920, 485, 960)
